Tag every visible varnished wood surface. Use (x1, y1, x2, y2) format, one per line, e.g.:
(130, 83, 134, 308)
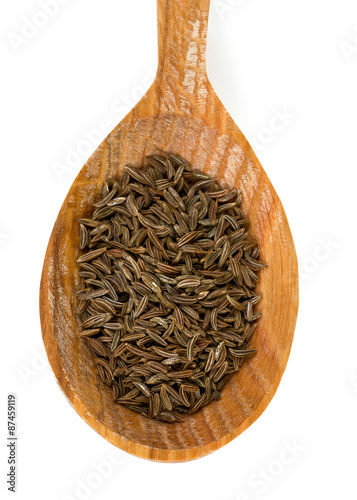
(40, 0, 298, 462)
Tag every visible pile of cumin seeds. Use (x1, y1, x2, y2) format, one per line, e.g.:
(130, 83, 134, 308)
(76, 154, 266, 423)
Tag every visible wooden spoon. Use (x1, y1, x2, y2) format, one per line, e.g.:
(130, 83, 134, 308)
(40, 0, 298, 462)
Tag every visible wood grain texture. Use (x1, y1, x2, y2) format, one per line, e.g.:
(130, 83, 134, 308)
(40, 0, 299, 462)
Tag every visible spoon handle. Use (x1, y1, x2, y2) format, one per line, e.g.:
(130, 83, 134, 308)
(156, 0, 211, 109)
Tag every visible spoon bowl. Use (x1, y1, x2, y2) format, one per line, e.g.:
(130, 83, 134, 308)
(40, 0, 298, 462)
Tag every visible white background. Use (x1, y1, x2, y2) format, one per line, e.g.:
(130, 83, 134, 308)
(1, 0, 357, 499)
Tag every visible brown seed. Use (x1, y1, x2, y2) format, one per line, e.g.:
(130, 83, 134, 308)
(77, 289, 109, 301)
(146, 361, 168, 374)
(217, 240, 231, 268)
(156, 262, 181, 275)
(80, 224, 88, 249)
(209, 199, 218, 225)
(152, 392, 161, 417)
(168, 370, 195, 379)
(205, 349, 215, 373)
(79, 328, 100, 338)
(134, 295, 149, 318)
(82, 313, 112, 329)
(110, 331, 121, 352)
(146, 329, 168, 346)
(133, 381, 151, 397)
(187, 335, 199, 362)
(179, 386, 191, 407)
(162, 357, 182, 365)
(226, 294, 245, 310)
(77, 247, 107, 263)
(215, 341, 225, 361)
(189, 393, 206, 413)
(177, 231, 199, 247)
(87, 338, 108, 357)
(159, 411, 177, 422)
(229, 348, 257, 357)
(241, 264, 252, 287)
(170, 294, 198, 305)
(95, 358, 113, 376)
(92, 298, 116, 314)
(111, 344, 127, 358)
(213, 361, 228, 382)
(160, 385, 172, 411)
(176, 277, 201, 289)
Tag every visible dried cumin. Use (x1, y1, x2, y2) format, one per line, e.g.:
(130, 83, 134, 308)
(76, 154, 266, 423)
